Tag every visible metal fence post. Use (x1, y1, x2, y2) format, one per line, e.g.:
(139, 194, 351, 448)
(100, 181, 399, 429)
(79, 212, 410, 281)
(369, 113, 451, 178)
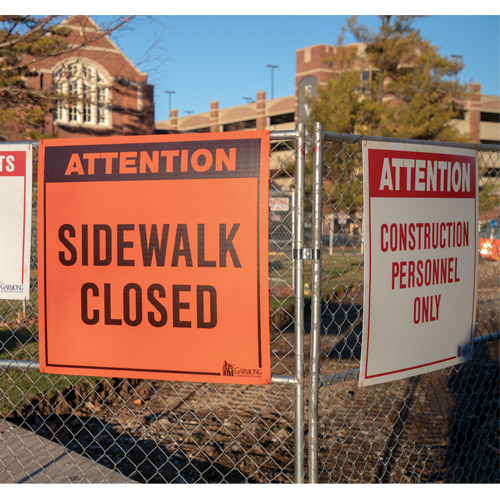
(308, 122, 323, 483)
(293, 123, 306, 483)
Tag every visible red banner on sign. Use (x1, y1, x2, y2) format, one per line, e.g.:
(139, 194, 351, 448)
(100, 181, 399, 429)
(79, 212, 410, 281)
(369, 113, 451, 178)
(367, 149, 476, 199)
(0, 151, 26, 176)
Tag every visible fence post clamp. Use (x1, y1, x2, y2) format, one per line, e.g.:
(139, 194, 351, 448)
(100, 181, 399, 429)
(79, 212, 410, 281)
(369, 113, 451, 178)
(293, 248, 321, 260)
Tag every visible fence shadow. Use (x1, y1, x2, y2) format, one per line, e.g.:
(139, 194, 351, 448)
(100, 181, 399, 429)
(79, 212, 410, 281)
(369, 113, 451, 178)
(319, 302, 363, 361)
(12, 413, 249, 483)
(9, 380, 254, 484)
(442, 341, 500, 483)
(0, 328, 34, 355)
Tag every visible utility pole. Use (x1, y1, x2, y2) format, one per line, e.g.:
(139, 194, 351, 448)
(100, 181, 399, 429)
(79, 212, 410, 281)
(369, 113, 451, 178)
(266, 64, 279, 99)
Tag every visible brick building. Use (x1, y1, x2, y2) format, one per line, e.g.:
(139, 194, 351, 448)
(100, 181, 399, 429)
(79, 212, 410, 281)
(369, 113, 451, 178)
(156, 42, 500, 146)
(157, 92, 296, 136)
(29, 15, 155, 138)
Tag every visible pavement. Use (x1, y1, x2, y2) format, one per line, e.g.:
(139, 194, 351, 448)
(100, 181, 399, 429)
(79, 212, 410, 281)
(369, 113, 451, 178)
(0, 419, 136, 483)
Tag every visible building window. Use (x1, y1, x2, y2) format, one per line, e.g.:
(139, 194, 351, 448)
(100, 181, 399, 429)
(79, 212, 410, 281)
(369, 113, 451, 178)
(359, 70, 372, 97)
(67, 81, 78, 122)
(186, 127, 210, 133)
(270, 113, 295, 126)
(137, 86, 143, 112)
(480, 112, 500, 123)
(223, 119, 256, 131)
(82, 84, 92, 123)
(53, 60, 111, 128)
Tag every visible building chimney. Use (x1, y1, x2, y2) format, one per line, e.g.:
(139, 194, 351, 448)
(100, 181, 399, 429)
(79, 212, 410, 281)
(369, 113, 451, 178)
(256, 91, 266, 130)
(169, 109, 178, 131)
(210, 100, 219, 132)
(469, 82, 482, 143)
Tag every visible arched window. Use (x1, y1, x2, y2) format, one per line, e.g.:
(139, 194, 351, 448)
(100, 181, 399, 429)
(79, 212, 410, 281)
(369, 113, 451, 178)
(53, 59, 111, 128)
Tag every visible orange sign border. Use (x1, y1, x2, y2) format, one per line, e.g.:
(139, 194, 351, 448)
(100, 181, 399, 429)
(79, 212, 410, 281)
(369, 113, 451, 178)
(38, 131, 271, 384)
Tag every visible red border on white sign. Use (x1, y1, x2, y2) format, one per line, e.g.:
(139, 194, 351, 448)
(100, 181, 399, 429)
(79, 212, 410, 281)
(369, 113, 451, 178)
(0, 145, 32, 300)
(360, 140, 478, 387)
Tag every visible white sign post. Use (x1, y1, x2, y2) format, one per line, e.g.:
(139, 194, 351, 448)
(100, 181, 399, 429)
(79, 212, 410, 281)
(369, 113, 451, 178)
(360, 141, 478, 387)
(0, 144, 32, 300)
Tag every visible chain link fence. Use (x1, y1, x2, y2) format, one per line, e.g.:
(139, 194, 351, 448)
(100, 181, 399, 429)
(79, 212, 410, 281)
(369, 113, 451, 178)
(0, 131, 304, 484)
(1, 126, 499, 483)
(308, 126, 499, 483)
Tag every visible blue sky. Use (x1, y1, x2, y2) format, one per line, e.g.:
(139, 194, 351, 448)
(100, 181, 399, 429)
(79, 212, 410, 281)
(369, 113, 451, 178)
(101, 13, 500, 124)
(21, 4, 500, 124)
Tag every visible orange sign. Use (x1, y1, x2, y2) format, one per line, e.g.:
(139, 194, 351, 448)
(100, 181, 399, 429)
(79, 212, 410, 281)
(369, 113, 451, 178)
(38, 131, 271, 384)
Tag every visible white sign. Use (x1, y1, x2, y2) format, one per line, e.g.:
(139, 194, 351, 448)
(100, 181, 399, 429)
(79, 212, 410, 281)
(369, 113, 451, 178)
(360, 141, 478, 387)
(0, 145, 32, 300)
(269, 197, 290, 212)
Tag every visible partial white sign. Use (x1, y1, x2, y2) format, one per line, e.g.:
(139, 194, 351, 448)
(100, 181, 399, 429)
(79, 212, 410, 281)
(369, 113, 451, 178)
(360, 141, 478, 387)
(269, 197, 290, 212)
(0, 145, 32, 300)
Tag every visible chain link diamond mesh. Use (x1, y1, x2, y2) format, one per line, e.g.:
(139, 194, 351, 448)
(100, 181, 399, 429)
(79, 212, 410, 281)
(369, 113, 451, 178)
(315, 137, 499, 483)
(1, 134, 498, 484)
(0, 137, 299, 484)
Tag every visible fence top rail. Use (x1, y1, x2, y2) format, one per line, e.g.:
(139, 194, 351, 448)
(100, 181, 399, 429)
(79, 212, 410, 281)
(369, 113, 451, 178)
(3, 127, 498, 152)
(1, 129, 300, 148)
(322, 129, 500, 153)
(1, 140, 38, 146)
(270, 130, 299, 141)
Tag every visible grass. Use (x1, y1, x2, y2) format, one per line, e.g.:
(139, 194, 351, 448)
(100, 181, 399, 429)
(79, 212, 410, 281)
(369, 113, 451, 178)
(321, 247, 364, 299)
(269, 246, 364, 305)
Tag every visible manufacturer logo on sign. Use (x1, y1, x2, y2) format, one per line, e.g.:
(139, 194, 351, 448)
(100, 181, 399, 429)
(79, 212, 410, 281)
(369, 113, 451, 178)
(0, 281, 25, 293)
(222, 360, 263, 377)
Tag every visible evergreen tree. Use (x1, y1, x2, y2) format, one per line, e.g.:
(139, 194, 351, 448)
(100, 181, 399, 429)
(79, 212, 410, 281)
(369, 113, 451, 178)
(312, 15, 469, 141)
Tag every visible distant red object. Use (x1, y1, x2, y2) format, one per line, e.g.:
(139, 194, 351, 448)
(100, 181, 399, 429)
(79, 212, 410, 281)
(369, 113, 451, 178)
(479, 220, 500, 261)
